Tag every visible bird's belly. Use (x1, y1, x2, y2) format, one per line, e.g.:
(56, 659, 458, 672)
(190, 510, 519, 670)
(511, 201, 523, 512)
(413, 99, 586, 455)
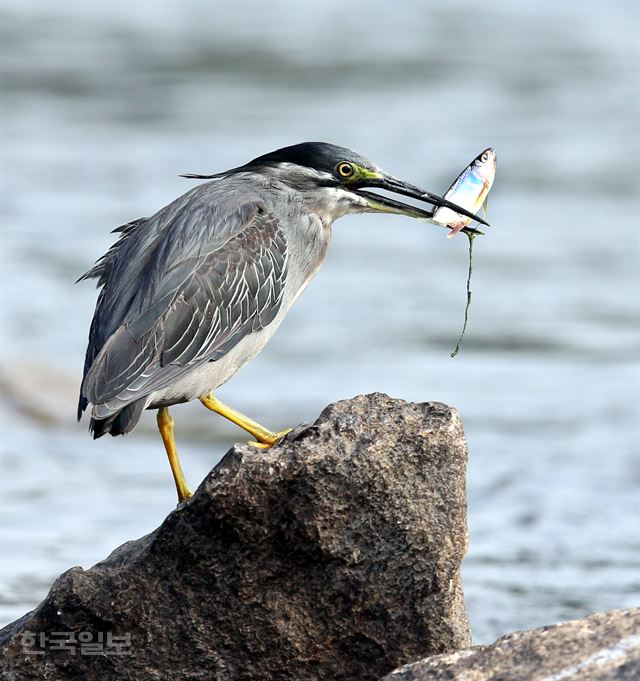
(147, 321, 280, 408)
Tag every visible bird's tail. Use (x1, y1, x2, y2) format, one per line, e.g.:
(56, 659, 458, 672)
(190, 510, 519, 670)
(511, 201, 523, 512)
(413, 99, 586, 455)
(89, 399, 146, 439)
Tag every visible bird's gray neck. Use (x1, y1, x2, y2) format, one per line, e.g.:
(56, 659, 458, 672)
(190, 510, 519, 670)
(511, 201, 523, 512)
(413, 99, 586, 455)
(269, 182, 368, 228)
(301, 187, 367, 225)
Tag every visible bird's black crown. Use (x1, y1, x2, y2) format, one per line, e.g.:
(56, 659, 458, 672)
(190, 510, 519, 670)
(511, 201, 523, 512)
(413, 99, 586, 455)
(246, 142, 375, 175)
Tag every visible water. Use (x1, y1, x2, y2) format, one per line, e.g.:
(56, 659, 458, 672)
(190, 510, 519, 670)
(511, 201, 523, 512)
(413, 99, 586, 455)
(1, 0, 638, 645)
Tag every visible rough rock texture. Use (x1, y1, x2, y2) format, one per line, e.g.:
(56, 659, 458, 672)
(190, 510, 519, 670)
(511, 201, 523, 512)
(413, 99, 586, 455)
(0, 393, 470, 681)
(381, 608, 640, 681)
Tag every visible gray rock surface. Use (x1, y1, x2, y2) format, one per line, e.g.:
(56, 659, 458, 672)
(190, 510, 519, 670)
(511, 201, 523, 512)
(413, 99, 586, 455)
(0, 393, 470, 681)
(381, 608, 640, 681)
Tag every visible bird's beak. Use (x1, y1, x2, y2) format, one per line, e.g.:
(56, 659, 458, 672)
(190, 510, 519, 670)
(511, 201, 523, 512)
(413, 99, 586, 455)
(353, 172, 489, 234)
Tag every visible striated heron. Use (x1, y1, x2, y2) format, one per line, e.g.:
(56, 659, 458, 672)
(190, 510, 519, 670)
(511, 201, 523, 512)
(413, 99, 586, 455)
(77, 142, 488, 502)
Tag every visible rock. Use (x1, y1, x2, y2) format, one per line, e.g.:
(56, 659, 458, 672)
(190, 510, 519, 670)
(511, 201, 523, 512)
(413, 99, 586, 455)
(0, 393, 470, 681)
(381, 608, 640, 681)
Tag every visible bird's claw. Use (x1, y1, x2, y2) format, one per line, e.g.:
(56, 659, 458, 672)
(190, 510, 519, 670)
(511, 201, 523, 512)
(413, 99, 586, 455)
(247, 428, 292, 449)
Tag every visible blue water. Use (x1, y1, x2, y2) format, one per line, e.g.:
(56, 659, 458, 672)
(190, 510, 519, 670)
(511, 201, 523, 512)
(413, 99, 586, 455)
(1, 0, 638, 644)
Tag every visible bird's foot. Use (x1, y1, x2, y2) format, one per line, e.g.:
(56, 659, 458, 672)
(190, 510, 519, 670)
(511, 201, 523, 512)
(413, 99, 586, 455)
(177, 486, 194, 504)
(247, 428, 292, 449)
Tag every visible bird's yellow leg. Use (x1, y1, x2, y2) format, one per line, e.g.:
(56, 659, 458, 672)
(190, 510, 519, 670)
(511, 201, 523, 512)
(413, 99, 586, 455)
(157, 407, 193, 502)
(199, 393, 291, 448)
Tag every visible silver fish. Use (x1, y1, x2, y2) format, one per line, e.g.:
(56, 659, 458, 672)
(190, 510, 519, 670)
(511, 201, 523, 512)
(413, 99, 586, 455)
(433, 148, 497, 237)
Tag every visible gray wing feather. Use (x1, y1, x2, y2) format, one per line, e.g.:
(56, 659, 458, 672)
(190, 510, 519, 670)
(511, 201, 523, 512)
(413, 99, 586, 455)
(76, 217, 149, 417)
(76, 218, 149, 287)
(79, 183, 288, 417)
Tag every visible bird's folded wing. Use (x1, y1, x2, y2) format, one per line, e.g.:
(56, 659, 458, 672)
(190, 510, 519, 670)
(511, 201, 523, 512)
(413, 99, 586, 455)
(82, 204, 288, 413)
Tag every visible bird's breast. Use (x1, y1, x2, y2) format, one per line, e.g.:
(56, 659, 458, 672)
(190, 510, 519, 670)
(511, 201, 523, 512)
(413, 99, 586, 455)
(283, 212, 332, 302)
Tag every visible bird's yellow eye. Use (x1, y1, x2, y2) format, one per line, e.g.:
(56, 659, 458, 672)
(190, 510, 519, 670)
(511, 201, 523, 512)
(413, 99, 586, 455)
(337, 162, 355, 178)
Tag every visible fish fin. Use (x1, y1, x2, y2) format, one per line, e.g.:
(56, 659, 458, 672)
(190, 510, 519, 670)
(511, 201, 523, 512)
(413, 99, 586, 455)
(447, 222, 465, 238)
(481, 198, 488, 220)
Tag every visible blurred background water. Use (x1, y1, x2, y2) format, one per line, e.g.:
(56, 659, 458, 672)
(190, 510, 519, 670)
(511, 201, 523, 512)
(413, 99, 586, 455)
(1, 0, 638, 645)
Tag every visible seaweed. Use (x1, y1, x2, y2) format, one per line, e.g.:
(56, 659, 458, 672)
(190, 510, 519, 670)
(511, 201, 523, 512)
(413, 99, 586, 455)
(450, 231, 476, 358)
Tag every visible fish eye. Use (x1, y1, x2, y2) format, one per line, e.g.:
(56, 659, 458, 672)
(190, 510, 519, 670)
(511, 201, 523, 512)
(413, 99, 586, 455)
(336, 162, 355, 178)
(480, 152, 489, 163)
